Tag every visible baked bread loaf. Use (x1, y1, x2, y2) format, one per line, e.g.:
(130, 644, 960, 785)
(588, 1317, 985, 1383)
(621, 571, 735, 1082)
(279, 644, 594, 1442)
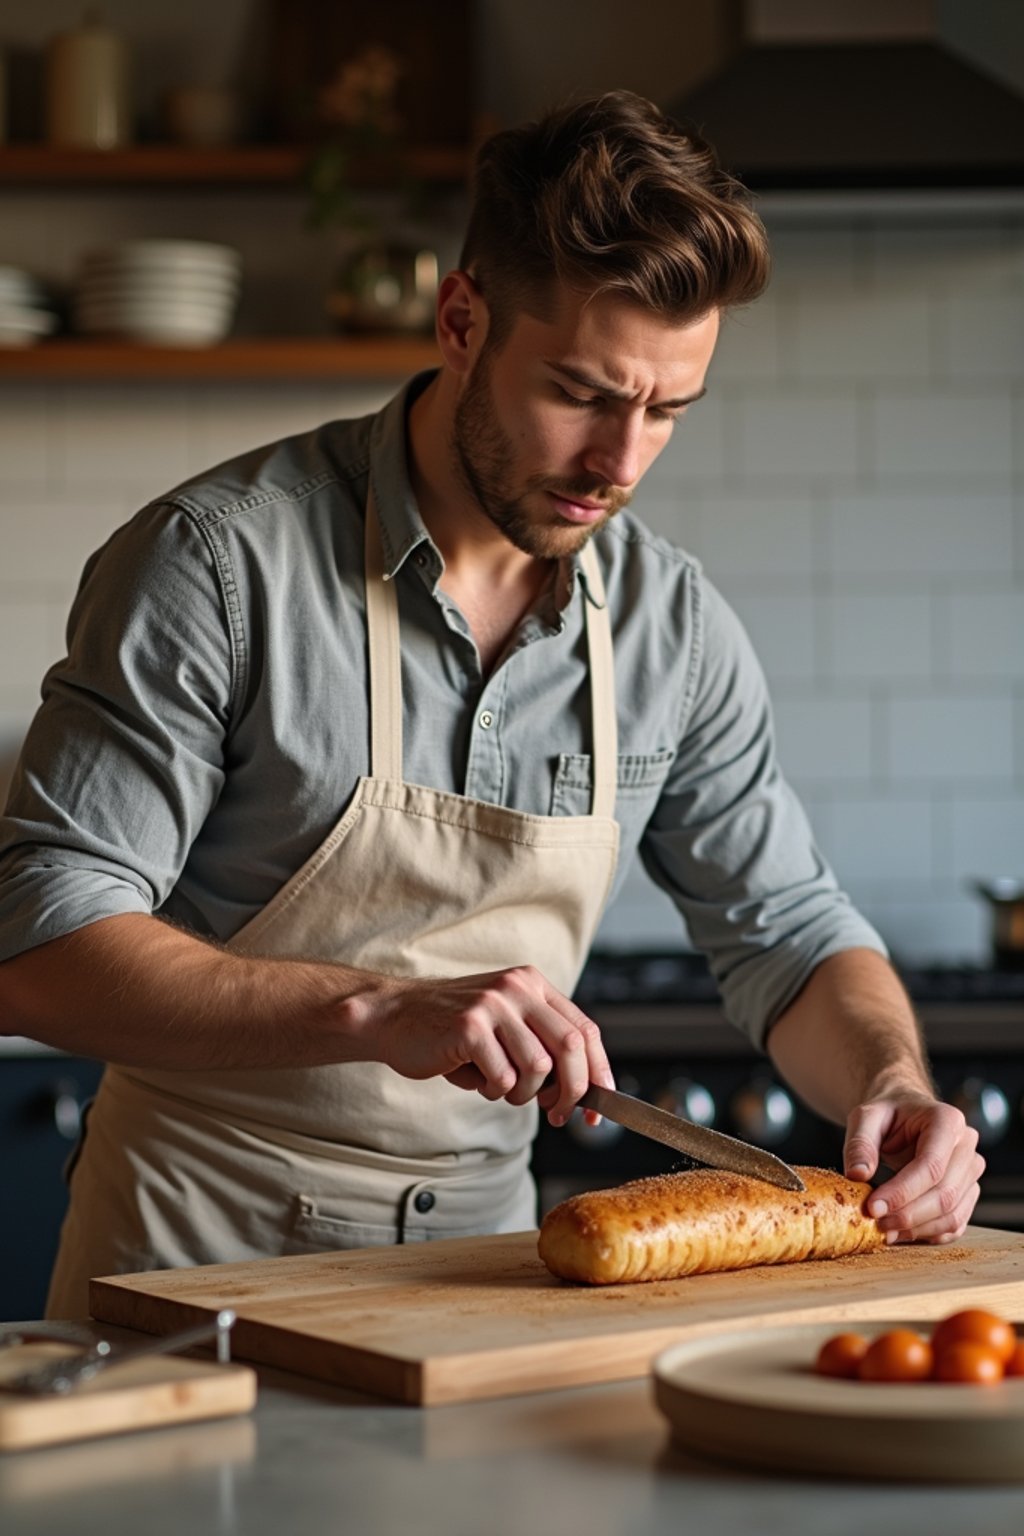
(538, 1166, 885, 1285)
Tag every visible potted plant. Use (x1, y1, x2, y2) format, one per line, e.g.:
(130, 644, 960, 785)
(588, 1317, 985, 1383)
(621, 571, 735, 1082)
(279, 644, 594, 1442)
(304, 46, 438, 334)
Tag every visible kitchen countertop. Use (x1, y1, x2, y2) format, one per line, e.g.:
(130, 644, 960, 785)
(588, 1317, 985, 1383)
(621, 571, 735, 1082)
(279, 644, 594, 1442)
(3, 1328, 1024, 1536)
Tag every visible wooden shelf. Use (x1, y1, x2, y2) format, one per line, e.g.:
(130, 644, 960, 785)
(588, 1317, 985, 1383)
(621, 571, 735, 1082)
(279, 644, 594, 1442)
(0, 144, 471, 187)
(0, 336, 441, 380)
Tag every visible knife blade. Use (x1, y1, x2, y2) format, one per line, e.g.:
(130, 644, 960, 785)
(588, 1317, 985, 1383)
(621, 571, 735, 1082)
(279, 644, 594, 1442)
(578, 1083, 806, 1192)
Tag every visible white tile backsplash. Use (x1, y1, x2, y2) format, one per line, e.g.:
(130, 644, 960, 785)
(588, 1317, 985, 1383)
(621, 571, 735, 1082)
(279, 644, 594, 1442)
(765, 226, 868, 294)
(949, 796, 1024, 882)
(867, 225, 1024, 293)
(3, 211, 1023, 963)
(948, 590, 1024, 677)
(691, 492, 817, 578)
(666, 393, 728, 480)
(0, 598, 64, 694)
(0, 388, 55, 487)
(789, 294, 931, 381)
(734, 388, 861, 480)
(826, 493, 1016, 577)
(0, 492, 134, 589)
(826, 591, 933, 681)
(773, 695, 875, 783)
(870, 391, 1014, 483)
(707, 302, 782, 383)
(57, 385, 193, 492)
(821, 797, 934, 884)
(884, 694, 1016, 782)
(186, 384, 395, 474)
(847, 891, 988, 965)
(716, 587, 818, 684)
(941, 297, 1024, 382)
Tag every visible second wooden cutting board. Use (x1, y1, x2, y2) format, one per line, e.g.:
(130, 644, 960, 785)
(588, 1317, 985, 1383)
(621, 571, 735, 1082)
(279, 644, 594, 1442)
(89, 1225, 1024, 1406)
(0, 1344, 256, 1452)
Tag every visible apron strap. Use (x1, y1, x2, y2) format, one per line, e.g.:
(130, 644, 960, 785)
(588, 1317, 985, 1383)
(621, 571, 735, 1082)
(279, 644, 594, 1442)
(579, 540, 618, 819)
(365, 486, 617, 817)
(364, 487, 404, 782)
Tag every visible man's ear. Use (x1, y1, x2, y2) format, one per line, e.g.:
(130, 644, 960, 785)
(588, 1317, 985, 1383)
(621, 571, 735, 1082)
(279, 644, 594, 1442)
(435, 270, 489, 375)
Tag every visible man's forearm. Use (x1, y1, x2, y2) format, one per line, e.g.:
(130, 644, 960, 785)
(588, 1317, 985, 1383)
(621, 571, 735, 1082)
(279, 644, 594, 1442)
(0, 913, 383, 1070)
(765, 948, 935, 1126)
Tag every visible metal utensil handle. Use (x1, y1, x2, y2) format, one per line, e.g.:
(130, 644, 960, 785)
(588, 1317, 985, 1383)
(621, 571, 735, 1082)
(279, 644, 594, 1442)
(94, 1309, 238, 1369)
(5, 1309, 237, 1396)
(0, 1323, 97, 1353)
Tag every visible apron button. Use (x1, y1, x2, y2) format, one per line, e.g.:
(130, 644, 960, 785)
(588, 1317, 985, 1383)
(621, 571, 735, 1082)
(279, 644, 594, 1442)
(414, 1189, 436, 1214)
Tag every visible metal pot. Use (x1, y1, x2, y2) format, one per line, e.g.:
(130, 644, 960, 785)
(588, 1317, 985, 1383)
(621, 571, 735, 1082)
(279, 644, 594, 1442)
(326, 239, 438, 335)
(972, 879, 1024, 970)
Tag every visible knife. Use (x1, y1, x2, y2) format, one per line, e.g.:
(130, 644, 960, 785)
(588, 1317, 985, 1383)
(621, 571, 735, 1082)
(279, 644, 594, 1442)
(578, 1083, 807, 1192)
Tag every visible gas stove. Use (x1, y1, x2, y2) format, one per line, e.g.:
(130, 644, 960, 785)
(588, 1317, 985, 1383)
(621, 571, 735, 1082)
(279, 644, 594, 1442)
(530, 950, 1024, 1230)
(572, 949, 1024, 1009)
(572, 949, 1024, 1052)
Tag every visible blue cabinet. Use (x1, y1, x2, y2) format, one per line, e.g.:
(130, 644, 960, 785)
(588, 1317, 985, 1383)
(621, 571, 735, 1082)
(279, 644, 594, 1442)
(0, 1054, 105, 1320)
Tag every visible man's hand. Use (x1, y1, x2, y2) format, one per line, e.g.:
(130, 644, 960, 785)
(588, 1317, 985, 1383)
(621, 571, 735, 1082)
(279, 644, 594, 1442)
(768, 950, 986, 1246)
(355, 964, 613, 1126)
(843, 1095, 985, 1245)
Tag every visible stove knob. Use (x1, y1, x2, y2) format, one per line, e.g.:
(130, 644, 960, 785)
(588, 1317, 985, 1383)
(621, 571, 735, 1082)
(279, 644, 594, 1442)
(566, 1074, 640, 1148)
(655, 1077, 716, 1128)
(729, 1080, 794, 1148)
(950, 1078, 1010, 1148)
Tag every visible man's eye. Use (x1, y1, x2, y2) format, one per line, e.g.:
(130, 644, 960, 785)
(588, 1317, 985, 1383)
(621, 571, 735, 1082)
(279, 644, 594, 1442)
(556, 386, 600, 409)
(649, 406, 684, 423)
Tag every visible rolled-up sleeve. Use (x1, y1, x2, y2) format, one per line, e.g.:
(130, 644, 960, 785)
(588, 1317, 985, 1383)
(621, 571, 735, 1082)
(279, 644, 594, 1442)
(0, 501, 234, 962)
(639, 571, 887, 1049)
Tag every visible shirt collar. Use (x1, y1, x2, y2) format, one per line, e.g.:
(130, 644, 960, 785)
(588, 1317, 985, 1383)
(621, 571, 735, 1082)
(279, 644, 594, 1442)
(367, 370, 438, 580)
(367, 368, 603, 610)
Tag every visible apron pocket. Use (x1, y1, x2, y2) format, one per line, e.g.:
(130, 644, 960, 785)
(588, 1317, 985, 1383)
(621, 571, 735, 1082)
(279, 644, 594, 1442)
(285, 1193, 400, 1253)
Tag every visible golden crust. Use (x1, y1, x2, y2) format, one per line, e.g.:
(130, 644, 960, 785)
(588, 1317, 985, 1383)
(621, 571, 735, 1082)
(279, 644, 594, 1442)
(537, 1165, 885, 1284)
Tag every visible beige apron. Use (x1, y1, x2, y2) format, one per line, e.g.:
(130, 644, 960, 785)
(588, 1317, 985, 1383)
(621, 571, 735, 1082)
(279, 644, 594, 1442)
(46, 491, 620, 1316)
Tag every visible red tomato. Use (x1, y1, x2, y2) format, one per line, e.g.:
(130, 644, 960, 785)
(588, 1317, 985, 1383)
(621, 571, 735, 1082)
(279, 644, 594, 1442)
(932, 1341, 1004, 1384)
(1003, 1339, 1024, 1378)
(858, 1329, 933, 1383)
(815, 1332, 869, 1379)
(930, 1309, 1016, 1365)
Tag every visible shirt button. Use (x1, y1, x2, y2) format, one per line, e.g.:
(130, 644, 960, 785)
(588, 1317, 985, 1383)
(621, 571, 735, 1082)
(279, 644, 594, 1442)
(479, 711, 494, 730)
(415, 552, 428, 567)
(414, 1190, 436, 1214)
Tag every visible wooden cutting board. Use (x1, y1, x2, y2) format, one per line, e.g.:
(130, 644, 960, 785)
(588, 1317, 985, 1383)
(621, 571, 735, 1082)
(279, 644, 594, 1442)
(89, 1225, 1024, 1406)
(0, 1344, 257, 1452)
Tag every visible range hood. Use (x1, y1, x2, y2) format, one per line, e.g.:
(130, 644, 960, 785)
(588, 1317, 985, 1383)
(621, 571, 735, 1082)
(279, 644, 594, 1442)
(668, 5, 1024, 191)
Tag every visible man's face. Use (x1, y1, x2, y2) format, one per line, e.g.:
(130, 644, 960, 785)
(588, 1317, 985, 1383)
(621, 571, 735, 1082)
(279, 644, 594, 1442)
(450, 286, 719, 560)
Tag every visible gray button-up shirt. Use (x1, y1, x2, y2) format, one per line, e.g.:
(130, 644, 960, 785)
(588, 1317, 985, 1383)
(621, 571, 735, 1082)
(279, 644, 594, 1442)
(0, 373, 885, 1048)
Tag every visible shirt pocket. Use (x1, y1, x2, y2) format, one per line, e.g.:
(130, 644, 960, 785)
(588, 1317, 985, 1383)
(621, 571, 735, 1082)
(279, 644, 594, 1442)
(550, 748, 676, 819)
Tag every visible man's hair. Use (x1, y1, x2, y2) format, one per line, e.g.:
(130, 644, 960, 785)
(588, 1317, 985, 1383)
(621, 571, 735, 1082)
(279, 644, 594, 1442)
(460, 90, 771, 347)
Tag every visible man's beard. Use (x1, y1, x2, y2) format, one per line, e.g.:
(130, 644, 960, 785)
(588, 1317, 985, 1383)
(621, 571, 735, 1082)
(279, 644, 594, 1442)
(450, 350, 630, 560)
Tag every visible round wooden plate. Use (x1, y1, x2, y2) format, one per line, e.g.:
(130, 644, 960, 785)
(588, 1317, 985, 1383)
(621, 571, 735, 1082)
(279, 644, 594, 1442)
(653, 1320, 1024, 1482)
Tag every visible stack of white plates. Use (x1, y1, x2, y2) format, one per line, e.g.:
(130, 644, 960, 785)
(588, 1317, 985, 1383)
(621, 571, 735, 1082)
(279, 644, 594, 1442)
(73, 240, 242, 345)
(0, 267, 60, 348)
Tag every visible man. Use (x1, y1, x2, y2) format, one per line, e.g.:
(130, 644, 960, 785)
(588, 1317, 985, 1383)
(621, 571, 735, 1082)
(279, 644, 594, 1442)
(0, 93, 981, 1316)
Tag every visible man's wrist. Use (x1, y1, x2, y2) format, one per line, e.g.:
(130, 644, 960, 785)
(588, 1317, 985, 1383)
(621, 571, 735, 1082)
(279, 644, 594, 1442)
(857, 1070, 936, 1107)
(325, 970, 404, 1066)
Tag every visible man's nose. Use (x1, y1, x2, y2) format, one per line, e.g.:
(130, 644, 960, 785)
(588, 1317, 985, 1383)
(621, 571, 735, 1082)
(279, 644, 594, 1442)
(582, 418, 643, 489)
